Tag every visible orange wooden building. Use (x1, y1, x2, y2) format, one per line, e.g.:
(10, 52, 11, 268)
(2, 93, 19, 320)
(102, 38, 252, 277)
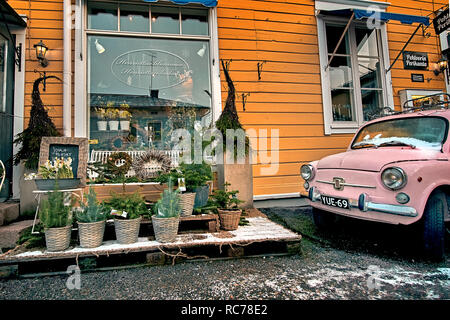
(1, 0, 449, 201)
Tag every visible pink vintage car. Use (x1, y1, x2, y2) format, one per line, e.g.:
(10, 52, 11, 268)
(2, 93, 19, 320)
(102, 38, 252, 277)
(301, 103, 450, 260)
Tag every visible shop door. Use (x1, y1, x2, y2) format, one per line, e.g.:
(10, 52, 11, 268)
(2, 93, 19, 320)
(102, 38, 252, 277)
(0, 31, 15, 199)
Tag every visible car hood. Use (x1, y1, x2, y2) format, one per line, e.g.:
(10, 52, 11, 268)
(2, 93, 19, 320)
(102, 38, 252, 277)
(317, 148, 447, 172)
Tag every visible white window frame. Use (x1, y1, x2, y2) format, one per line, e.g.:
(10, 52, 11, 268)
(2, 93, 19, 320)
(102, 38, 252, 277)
(74, 0, 222, 138)
(316, 0, 394, 135)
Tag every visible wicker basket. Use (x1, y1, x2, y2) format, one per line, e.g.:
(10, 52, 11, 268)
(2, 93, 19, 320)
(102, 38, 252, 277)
(44, 225, 72, 252)
(152, 216, 180, 243)
(217, 209, 242, 231)
(78, 220, 106, 248)
(179, 192, 196, 217)
(114, 216, 142, 244)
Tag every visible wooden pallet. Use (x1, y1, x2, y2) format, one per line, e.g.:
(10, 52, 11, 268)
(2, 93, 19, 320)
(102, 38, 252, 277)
(0, 217, 302, 278)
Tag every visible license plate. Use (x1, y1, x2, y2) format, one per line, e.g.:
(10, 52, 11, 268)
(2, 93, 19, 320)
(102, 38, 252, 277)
(320, 195, 350, 210)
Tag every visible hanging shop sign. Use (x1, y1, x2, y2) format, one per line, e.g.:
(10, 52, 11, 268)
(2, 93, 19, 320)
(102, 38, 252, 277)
(433, 8, 449, 36)
(111, 49, 191, 90)
(403, 51, 428, 70)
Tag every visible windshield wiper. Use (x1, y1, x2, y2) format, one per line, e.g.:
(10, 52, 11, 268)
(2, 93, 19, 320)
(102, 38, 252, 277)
(352, 143, 377, 149)
(377, 141, 416, 149)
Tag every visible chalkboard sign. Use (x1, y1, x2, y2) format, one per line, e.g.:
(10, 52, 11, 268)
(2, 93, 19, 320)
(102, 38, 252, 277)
(39, 137, 89, 186)
(48, 144, 79, 178)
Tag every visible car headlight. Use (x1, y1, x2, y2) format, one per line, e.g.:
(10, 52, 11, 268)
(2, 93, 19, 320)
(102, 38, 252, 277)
(381, 167, 407, 190)
(300, 164, 315, 181)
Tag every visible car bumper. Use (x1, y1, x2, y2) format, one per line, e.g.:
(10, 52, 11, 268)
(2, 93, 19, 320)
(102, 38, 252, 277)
(308, 187, 418, 218)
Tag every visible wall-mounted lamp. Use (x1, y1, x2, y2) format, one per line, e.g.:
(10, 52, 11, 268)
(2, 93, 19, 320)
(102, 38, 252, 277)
(433, 58, 448, 76)
(33, 40, 48, 67)
(197, 44, 206, 58)
(95, 39, 105, 54)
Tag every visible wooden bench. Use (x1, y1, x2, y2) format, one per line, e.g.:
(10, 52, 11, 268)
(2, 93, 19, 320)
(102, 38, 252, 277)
(139, 214, 220, 234)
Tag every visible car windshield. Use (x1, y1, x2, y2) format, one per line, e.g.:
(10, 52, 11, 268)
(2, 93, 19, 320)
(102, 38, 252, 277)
(352, 117, 447, 150)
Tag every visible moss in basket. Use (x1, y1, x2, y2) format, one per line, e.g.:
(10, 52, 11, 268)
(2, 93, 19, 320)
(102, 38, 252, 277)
(154, 179, 182, 218)
(75, 186, 108, 223)
(210, 182, 243, 210)
(103, 192, 149, 220)
(39, 184, 73, 228)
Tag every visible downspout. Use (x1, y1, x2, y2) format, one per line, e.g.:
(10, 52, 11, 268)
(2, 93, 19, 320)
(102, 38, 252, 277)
(63, 0, 72, 137)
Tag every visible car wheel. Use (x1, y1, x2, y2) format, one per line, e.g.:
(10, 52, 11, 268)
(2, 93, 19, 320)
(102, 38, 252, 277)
(312, 207, 336, 231)
(422, 190, 447, 261)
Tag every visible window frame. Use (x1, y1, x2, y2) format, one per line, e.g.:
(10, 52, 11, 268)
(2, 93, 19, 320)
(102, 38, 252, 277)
(74, 0, 222, 138)
(317, 13, 394, 135)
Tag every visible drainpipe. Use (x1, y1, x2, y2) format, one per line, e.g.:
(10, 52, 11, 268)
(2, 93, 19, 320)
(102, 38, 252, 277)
(63, 0, 72, 137)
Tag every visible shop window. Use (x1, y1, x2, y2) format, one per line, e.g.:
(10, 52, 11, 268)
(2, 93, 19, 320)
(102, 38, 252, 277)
(120, 4, 149, 33)
(181, 8, 208, 35)
(87, 1, 118, 31)
(151, 6, 180, 34)
(87, 33, 212, 152)
(318, 16, 391, 134)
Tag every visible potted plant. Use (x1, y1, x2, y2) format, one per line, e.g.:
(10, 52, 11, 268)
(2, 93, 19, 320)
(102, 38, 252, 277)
(105, 105, 119, 131)
(210, 182, 243, 231)
(152, 179, 181, 243)
(155, 162, 213, 216)
(34, 157, 80, 190)
(119, 103, 131, 131)
(75, 186, 107, 248)
(95, 107, 107, 131)
(39, 184, 73, 251)
(103, 192, 148, 244)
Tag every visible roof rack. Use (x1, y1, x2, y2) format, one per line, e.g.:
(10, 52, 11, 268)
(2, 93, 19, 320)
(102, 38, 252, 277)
(367, 93, 450, 120)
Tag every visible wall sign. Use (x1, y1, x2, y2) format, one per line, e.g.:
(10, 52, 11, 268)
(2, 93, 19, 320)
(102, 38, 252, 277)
(39, 137, 89, 186)
(433, 8, 449, 36)
(403, 51, 428, 70)
(411, 73, 424, 82)
(111, 49, 191, 90)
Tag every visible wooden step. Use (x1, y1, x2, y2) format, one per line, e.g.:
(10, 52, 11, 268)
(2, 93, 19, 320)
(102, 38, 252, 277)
(0, 202, 20, 226)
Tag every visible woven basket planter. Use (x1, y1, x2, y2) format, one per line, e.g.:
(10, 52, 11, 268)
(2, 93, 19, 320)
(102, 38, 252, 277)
(44, 225, 72, 252)
(152, 216, 180, 243)
(179, 192, 196, 217)
(78, 220, 106, 248)
(217, 209, 242, 231)
(114, 216, 142, 244)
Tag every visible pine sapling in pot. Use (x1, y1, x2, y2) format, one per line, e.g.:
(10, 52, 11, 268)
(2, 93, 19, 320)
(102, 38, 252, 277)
(104, 192, 147, 244)
(211, 182, 244, 231)
(75, 186, 107, 248)
(152, 179, 182, 243)
(39, 183, 73, 251)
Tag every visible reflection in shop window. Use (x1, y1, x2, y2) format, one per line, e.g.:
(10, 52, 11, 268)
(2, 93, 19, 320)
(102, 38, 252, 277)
(87, 35, 212, 153)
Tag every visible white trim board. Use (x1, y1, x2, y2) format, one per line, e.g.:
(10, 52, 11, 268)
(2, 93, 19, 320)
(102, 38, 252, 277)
(11, 21, 27, 200)
(254, 192, 301, 201)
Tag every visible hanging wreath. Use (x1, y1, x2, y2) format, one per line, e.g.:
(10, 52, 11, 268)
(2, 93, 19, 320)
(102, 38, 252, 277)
(132, 149, 172, 180)
(107, 152, 132, 176)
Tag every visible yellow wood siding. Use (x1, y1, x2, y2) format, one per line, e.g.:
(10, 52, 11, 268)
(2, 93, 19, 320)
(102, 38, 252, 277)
(7, 0, 65, 132)
(217, 0, 448, 197)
